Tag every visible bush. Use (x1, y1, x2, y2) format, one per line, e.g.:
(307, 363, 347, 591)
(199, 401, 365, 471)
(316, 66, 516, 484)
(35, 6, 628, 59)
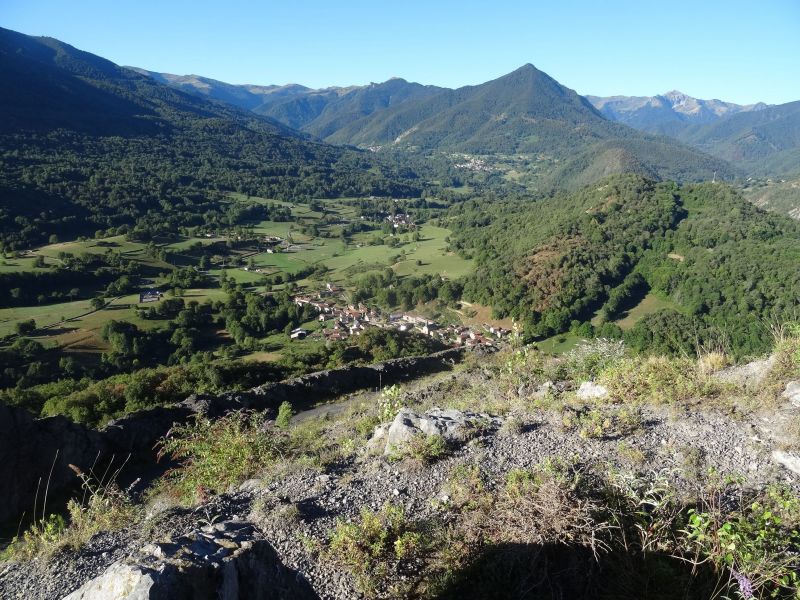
(328, 503, 427, 595)
(564, 338, 626, 380)
(275, 401, 293, 428)
(156, 411, 283, 504)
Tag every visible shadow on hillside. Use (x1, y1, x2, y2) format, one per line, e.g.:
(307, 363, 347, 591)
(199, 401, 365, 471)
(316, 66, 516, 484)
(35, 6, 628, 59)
(433, 542, 724, 600)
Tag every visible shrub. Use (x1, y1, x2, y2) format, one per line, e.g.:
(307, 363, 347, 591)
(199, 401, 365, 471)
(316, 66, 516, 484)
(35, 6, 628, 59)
(156, 411, 282, 503)
(328, 504, 427, 595)
(564, 338, 626, 380)
(275, 401, 293, 428)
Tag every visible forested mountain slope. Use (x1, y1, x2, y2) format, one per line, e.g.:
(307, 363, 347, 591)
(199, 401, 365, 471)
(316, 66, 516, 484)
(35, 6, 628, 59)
(447, 175, 799, 356)
(672, 101, 800, 176)
(324, 65, 737, 185)
(0, 27, 421, 249)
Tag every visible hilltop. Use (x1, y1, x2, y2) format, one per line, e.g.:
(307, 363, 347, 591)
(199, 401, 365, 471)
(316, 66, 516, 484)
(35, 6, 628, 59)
(1, 334, 800, 599)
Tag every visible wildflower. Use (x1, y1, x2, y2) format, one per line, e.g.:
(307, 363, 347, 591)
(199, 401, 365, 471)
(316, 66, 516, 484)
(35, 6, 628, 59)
(731, 570, 754, 599)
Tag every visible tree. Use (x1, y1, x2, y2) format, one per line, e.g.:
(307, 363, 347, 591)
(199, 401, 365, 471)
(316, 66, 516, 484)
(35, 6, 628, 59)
(15, 319, 36, 336)
(91, 297, 106, 311)
(48, 234, 59, 244)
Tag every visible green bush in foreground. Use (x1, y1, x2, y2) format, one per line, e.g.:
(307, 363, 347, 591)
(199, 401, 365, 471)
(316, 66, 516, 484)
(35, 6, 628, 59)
(156, 411, 283, 504)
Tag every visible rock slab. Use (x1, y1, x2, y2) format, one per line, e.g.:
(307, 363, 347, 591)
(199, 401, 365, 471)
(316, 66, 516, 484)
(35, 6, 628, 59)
(371, 408, 502, 455)
(62, 520, 318, 600)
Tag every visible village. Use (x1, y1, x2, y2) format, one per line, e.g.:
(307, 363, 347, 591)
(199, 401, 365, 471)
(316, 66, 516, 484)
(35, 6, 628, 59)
(290, 282, 511, 348)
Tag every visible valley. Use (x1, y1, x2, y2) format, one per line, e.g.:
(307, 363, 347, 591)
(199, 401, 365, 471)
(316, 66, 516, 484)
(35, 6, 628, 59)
(0, 14, 799, 600)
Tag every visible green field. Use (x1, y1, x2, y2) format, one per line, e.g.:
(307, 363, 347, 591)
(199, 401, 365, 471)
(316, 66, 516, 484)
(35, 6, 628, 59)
(613, 292, 678, 331)
(2, 194, 474, 360)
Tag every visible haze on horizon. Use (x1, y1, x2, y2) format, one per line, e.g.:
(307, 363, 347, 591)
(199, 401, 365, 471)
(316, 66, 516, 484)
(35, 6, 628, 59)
(2, 0, 800, 106)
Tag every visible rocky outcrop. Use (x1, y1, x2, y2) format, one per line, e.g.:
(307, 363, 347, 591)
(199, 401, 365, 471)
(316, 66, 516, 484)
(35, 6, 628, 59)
(714, 355, 776, 388)
(63, 520, 318, 600)
(0, 349, 464, 526)
(782, 381, 800, 408)
(0, 404, 110, 525)
(369, 407, 503, 455)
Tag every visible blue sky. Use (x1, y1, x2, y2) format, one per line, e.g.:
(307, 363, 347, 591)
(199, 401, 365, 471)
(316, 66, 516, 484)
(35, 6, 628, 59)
(3, 0, 799, 104)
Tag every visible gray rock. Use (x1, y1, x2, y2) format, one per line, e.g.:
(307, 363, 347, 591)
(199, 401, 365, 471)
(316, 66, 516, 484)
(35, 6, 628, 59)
(62, 563, 158, 600)
(714, 355, 776, 388)
(62, 520, 318, 600)
(782, 381, 800, 408)
(576, 381, 609, 400)
(773, 450, 800, 475)
(378, 408, 502, 455)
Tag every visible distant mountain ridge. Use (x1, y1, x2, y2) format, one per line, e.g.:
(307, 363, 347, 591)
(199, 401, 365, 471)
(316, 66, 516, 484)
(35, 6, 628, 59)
(587, 91, 768, 136)
(129, 68, 445, 138)
(131, 65, 759, 186)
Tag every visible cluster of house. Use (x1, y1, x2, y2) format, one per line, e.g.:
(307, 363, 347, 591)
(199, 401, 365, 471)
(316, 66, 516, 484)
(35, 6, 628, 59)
(452, 154, 495, 172)
(290, 286, 511, 348)
(384, 213, 415, 230)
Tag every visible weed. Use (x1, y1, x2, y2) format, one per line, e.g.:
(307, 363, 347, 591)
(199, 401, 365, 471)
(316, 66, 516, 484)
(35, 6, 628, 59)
(355, 414, 381, 438)
(2, 464, 138, 561)
(275, 401, 293, 428)
(599, 356, 722, 406)
(378, 385, 405, 422)
(155, 411, 283, 504)
(327, 503, 427, 596)
(561, 404, 643, 439)
(682, 483, 800, 598)
(564, 338, 626, 380)
(404, 434, 450, 464)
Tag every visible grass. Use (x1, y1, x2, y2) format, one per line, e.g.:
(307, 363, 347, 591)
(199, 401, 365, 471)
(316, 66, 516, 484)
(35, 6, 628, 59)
(536, 332, 584, 355)
(0, 298, 94, 337)
(611, 292, 679, 331)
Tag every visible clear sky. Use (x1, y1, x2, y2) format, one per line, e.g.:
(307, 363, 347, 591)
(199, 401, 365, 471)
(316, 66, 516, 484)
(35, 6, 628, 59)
(2, 0, 799, 104)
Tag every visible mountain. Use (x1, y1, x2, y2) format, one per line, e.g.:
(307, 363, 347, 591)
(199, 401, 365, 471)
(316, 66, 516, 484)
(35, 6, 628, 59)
(126, 68, 315, 112)
(130, 69, 445, 137)
(587, 91, 767, 136)
(269, 78, 446, 138)
(0, 27, 421, 249)
(672, 100, 800, 176)
(323, 65, 737, 187)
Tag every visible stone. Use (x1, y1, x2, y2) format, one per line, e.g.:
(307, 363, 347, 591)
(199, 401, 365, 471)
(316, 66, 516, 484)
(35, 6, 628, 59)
(714, 355, 776, 388)
(62, 562, 159, 600)
(773, 450, 800, 475)
(782, 381, 800, 408)
(576, 381, 609, 400)
(377, 408, 502, 455)
(62, 520, 319, 600)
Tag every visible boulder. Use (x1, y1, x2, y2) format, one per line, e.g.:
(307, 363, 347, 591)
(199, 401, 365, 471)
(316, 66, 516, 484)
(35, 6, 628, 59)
(714, 355, 776, 388)
(377, 408, 502, 455)
(576, 381, 609, 400)
(63, 520, 318, 600)
(772, 450, 800, 476)
(782, 381, 800, 408)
